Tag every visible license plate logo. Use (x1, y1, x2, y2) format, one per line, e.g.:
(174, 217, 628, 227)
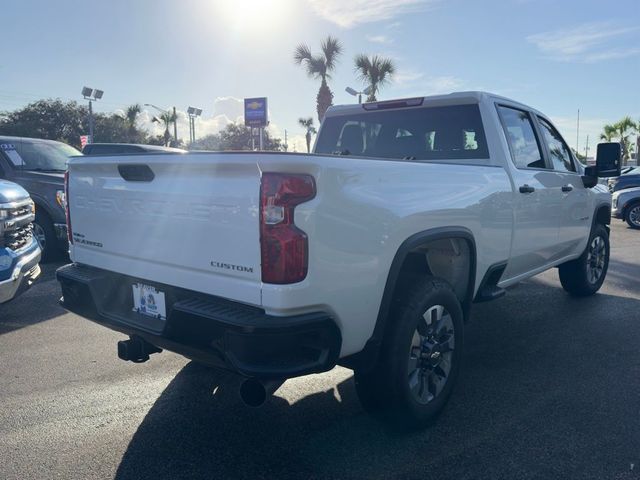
(132, 283, 167, 320)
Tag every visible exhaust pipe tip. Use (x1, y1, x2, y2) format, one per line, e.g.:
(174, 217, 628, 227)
(239, 379, 268, 408)
(239, 378, 285, 408)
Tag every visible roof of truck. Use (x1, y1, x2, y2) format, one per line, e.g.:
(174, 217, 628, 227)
(326, 91, 543, 118)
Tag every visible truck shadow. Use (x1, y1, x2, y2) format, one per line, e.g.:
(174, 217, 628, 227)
(0, 261, 66, 335)
(115, 276, 640, 480)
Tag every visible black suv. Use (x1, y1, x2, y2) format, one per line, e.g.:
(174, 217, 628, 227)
(0, 136, 82, 259)
(82, 143, 186, 155)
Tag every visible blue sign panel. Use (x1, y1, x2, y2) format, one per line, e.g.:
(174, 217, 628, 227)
(244, 97, 268, 127)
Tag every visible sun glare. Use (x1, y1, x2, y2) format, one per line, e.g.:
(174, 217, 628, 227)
(215, 0, 288, 31)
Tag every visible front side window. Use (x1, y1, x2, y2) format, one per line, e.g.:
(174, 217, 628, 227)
(538, 118, 575, 173)
(315, 104, 489, 161)
(13, 141, 81, 171)
(497, 106, 546, 169)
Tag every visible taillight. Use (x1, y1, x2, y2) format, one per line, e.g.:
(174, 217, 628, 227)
(260, 173, 315, 284)
(64, 170, 73, 244)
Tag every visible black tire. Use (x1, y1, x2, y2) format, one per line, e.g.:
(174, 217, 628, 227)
(558, 224, 609, 296)
(354, 276, 464, 430)
(34, 210, 59, 262)
(624, 202, 640, 229)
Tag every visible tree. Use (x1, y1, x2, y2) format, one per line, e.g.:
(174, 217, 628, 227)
(294, 36, 343, 122)
(152, 111, 176, 146)
(614, 116, 637, 164)
(298, 117, 317, 153)
(354, 54, 396, 102)
(122, 104, 143, 142)
(600, 124, 616, 142)
(0, 99, 87, 147)
(190, 123, 284, 152)
(601, 118, 639, 165)
(0, 98, 153, 148)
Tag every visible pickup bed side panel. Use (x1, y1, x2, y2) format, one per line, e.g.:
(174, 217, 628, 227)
(259, 157, 513, 356)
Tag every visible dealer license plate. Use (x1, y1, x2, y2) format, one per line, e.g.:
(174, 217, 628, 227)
(132, 283, 167, 320)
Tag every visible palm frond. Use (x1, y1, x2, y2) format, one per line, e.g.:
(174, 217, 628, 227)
(321, 35, 343, 72)
(298, 117, 314, 129)
(354, 54, 372, 81)
(307, 55, 327, 79)
(293, 43, 312, 64)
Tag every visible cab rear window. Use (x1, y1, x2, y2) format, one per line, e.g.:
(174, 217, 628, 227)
(315, 104, 489, 161)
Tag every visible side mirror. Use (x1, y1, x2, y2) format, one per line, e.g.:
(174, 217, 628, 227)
(595, 142, 622, 178)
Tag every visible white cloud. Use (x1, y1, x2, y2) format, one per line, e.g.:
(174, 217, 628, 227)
(366, 34, 393, 44)
(137, 96, 246, 143)
(394, 70, 465, 95)
(394, 69, 425, 86)
(308, 0, 437, 28)
(527, 22, 640, 63)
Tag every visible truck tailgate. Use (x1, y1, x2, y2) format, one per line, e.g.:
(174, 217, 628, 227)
(67, 154, 262, 306)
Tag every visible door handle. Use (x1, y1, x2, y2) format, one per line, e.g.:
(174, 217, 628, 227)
(561, 184, 573, 193)
(519, 184, 535, 194)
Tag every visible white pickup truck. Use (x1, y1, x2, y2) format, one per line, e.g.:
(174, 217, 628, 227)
(57, 92, 620, 428)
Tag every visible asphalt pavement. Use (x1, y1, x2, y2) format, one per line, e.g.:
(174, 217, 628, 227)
(1, 221, 640, 480)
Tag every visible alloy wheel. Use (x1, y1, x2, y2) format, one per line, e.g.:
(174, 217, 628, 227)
(407, 305, 455, 405)
(629, 206, 640, 228)
(586, 235, 606, 284)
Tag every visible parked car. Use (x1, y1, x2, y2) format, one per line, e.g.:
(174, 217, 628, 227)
(82, 143, 187, 155)
(598, 165, 635, 186)
(57, 91, 617, 428)
(608, 166, 640, 192)
(0, 179, 41, 304)
(612, 186, 640, 229)
(0, 136, 81, 260)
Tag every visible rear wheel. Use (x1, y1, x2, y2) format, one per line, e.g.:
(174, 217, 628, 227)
(625, 203, 640, 229)
(354, 277, 463, 430)
(558, 224, 609, 296)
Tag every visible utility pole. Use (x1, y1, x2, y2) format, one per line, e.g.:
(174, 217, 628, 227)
(88, 100, 94, 140)
(576, 108, 580, 154)
(81, 87, 103, 143)
(173, 106, 178, 146)
(284, 129, 288, 152)
(585, 135, 590, 162)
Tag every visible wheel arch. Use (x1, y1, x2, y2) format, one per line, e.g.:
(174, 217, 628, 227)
(340, 226, 477, 370)
(594, 203, 611, 227)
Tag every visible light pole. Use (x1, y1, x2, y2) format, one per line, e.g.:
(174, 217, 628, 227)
(81, 86, 104, 142)
(145, 103, 178, 146)
(186, 106, 203, 145)
(345, 86, 372, 104)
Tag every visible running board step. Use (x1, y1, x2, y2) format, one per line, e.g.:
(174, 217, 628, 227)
(474, 285, 506, 303)
(473, 263, 507, 303)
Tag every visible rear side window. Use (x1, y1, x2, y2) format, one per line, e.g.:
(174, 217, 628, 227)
(497, 106, 545, 169)
(315, 104, 489, 161)
(537, 117, 576, 173)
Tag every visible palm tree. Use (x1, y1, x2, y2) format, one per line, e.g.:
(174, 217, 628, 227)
(152, 111, 176, 146)
(298, 117, 317, 153)
(294, 36, 343, 122)
(600, 124, 616, 142)
(354, 54, 396, 102)
(123, 104, 141, 142)
(614, 116, 637, 165)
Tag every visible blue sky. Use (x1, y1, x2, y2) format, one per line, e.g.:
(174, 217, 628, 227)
(1, 0, 638, 153)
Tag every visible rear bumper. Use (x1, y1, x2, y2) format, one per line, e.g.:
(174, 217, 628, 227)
(56, 263, 341, 379)
(0, 241, 42, 304)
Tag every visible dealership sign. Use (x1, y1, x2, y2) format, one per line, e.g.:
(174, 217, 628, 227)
(244, 97, 268, 127)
